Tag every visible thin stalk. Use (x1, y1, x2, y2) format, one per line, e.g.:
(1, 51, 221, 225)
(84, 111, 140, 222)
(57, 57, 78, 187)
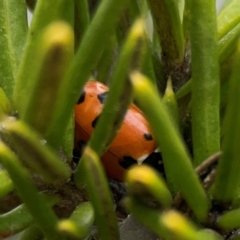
(0, 0, 27, 98)
(162, 78, 179, 127)
(88, 18, 146, 156)
(95, 34, 117, 83)
(147, 0, 185, 65)
(0, 142, 64, 240)
(74, 0, 90, 49)
(218, 207, 240, 229)
(0, 195, 58, 238)
(124, 197, 166, 238)
(125, 198, 201, 240)
(58, 202, 94, 239)
(161, 210, 200, 240)
(0, 119, 70, 182)
(47, 0, 129, 147)
(13, 0, 74, 115)
(0, 88, 12, 118)
(217, 0, 240, 40)
(21, 21, 74, 149)
(188, 0, 220, 166)
(130, 72, 209, 220)
(218, 23, 240, 63)
(0, 169, 14, 198)
(213, 40, 240, 201)
(76, 147, 120, 240)
(20, 226, 43, 240)
(125, 165, 172, 208)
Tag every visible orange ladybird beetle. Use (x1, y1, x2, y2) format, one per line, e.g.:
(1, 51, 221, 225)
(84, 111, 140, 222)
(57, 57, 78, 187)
(73, 80, 163, 181)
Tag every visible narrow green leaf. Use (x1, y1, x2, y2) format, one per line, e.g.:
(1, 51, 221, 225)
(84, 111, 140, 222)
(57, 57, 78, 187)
(21, 21, 74, 149)
(0, 0, 27, 98)
(124, 197, 166, 238)
(177, 3, 238, 101)
(20, 226, 43, 240)
(0, 195, 58, 238)
(95, 35, 117, 83)
(188, 0, 220, 166)
(125, 198, 201, 240)
(213, 40, 240, 201)
(220, 0, 235, 11)
(218, 207, 240, 229)
(217, 0, 240, 40)
(130, 72, 209, 220)
(161, 210, 200, 240)
(47, 0, 129, 148)
(13, 0, 74, 115)
(58, 202, 94, 239)
(125, 165, 172, 208)
(75, 147, 120, 240)
(0, 88, 12, 118)
(88, 18, 146, 156)
(147, 0, 185, 65)
(218, 23, 240, 63)
(0, 169, 14, 198)
(0, 118, 70, 182)
(0, 142, 64, 240)
(196, 229, 224, 240)
(74, 0, 90, 49)
(162, 78, 179, 127)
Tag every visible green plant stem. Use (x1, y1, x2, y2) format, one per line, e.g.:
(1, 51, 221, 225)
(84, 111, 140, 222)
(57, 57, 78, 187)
(0, 169, 14, 198)
(76, 147, 120, 240)
(161, 210, 200, 240)
(217, 0, 240, 40)
(0, 119, 70, 182)
(218, 207, 240, 229)
(58, 202, 94, 239)
(124, 197, 166, 238)
(96, 34, 117, 83)
(213, 40, 240, 201)
(21, 21, 74, 149)
(188, 0, 220, 166)
(130, 72, 209, 220)
(177, 5, 240, 101)
(218, 23, 240, 63)
(74, 0, 90, 49)
(0, 0, 27, 98)
(0, 88, 12, 118)
(0, 195, 58, 238)
(125, 197, 201, 240)
(13, 0, 74, 115)
(126, 165, 172, 208)
(20, 226, 43, 240)
(47, 0, 129, 147)
(196, 229, 224, 240)
(162, 78, 179, 127)
(0, 142, 64, 240)
(176, 23, 240, 101)
(146, 0, 185, 65)
(88, 18, 146, 156)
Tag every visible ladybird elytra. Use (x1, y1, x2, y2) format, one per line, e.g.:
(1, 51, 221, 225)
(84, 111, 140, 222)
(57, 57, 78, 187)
(74, 80, 158, 181)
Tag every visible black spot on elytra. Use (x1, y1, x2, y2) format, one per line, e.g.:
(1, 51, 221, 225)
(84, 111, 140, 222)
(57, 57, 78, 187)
(97, 91, 108, 104)
(144, 133, 153, 141)
(143, 152, 165, 178)
(77, 90, 86, 104)
(119, 156, 137, 169)
(92, 115, 100, 128)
